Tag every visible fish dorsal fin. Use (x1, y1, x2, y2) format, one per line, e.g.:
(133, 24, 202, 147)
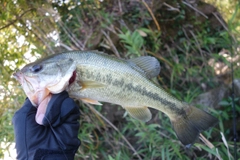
(128, 56, 160, 79)
(123, 106, 152, 122)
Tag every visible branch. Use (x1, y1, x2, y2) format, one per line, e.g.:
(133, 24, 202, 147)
(101, 30, 120, 58)
(163, 2, 180, 12)
(0, 8, 34, 30)
(182, 1, 208, 19)
(141, 0, 161, 31)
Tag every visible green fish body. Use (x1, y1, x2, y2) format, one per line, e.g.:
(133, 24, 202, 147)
(13, 51, 218, 146)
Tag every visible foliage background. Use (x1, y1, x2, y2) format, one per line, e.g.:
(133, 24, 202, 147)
(0, 0, 239, 159)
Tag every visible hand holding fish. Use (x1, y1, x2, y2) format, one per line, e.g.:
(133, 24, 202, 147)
(13, 71, 54, 124)
(12, 91, 81, 159)
(13, 50, 218, 146)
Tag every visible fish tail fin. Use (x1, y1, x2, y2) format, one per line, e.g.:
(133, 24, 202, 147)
(171, 106, 218, 147)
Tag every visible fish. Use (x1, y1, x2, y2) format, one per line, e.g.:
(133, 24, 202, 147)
(13, 50, 218, 146)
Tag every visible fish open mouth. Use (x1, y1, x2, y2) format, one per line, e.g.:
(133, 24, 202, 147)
(68, 70, 77, 85)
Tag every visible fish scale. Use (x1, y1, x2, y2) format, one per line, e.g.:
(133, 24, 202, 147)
(63, 52, 175, 105)
(73, 61, 177, 112)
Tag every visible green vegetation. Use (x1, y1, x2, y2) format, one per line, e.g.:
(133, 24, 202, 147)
(0, 0, 239, 159)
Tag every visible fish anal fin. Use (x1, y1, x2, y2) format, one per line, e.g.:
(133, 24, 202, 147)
(171, 106, 218, 146)
(128, 56, 160, 79)
(78, 80, 106, 90)
(80, 98, 102, 105)
(123, 106, 152, 122)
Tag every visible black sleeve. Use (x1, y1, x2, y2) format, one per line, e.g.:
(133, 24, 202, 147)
(13, 91, 81, 160)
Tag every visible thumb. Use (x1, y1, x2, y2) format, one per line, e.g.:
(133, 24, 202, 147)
(35, 94, 52, 125)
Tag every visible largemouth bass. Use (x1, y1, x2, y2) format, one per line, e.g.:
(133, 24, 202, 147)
(13, 50, 218, 146)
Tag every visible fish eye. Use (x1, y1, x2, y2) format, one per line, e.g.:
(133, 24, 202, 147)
(30, 64, 42, 73)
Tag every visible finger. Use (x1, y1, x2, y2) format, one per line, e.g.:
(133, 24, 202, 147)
(35, 94, 52, 125)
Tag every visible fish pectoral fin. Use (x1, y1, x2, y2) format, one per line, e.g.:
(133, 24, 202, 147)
(78, 80, 106, 90)
(80, 98, 102, 105)
(123, 106, 152, 122)
(128, 56, 160, 79)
